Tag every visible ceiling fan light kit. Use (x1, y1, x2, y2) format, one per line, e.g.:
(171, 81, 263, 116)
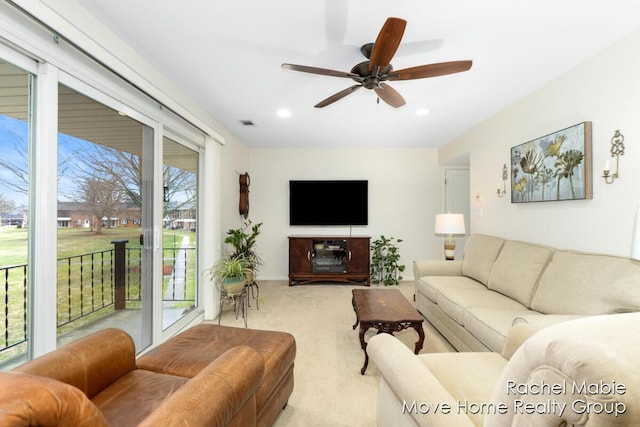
(281, 17, 472, 109)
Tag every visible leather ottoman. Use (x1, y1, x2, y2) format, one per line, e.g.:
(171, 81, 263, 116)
(137, 324, 296, 427)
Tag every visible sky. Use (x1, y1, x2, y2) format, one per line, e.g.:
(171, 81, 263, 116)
(0, 114, 195, 213)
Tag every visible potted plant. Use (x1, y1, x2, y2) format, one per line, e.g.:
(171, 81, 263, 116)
(370, 235, 405, 286)
(210, 255, 251, 295)
(224, 220, 263, 281)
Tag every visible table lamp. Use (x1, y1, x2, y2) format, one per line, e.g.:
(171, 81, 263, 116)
(434, 213, 466, 260)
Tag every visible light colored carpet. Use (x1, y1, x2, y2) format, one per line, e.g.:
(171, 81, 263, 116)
(213, 280, 454, 427)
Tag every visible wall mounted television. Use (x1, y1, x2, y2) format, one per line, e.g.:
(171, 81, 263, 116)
(289, 180, 368, 226)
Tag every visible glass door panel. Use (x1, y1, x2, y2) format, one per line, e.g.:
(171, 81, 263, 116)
(312, 239, 347, 273)
(56, 84, 153, 352)
(0, 60, 33, 367)
(162, 137, 198, 329)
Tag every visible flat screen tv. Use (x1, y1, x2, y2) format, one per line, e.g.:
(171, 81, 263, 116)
(289, 180, 368, 226)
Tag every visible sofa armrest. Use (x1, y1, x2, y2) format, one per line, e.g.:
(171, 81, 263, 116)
(501, 323, 541, 360)
(138, 345, 265, 427)
(0, 371, 109, 427)
(414, 260, 463, 279)
(368, 334, 474, 427)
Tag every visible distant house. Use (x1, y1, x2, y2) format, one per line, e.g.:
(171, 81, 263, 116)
(0, 210, 26, 227)
(57, 201, 141, 229)
(163, 201, 196, 231)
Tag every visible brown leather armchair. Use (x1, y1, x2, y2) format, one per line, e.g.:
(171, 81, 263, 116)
(1, 328, 265, 426)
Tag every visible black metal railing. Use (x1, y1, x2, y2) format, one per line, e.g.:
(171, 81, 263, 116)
(1, 264, 27, 353)
(0, 242, 196, 357)
(57, 249, 116, 327)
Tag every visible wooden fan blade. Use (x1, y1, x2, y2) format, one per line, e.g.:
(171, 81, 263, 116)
(282, 63, 359, 79)
(314, 85, 362, 108)
(369, 17, 407, 74)
(374, 83, 406, 108)
(387, 60, 472, 81)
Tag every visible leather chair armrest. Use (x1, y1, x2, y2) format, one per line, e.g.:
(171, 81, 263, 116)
(138, 345, 265, 427)
(0, 371, 108, 427)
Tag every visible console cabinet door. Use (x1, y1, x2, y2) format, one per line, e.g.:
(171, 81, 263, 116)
(347, 237, 370, 274)
(289, 238, 312, 274)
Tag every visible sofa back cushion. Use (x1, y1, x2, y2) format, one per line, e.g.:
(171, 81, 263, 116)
(487, 241, 553, 306)
(462, 234, 505, 286)
(14, 328, 136, 398)
(531, 250, 640, 314)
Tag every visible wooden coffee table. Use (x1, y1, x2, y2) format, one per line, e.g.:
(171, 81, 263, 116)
(351, 288, 425, 374)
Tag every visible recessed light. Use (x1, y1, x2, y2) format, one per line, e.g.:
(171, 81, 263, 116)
(277, 109, 291, 118)
(415, 109, 430, 116)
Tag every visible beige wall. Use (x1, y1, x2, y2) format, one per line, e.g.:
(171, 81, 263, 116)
(441, 29, 640, 256)
(247, 148, 443, 280)
(218, 134, 252, 249)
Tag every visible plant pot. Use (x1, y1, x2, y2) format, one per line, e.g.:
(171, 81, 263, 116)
(245, 270, 254, 285)
(223, 276, 246, 295)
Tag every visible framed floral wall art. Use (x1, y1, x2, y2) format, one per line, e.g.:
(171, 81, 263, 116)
(511, 122, 592, 203)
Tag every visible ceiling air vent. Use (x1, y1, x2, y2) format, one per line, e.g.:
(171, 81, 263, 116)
(239, 119, 255, 126)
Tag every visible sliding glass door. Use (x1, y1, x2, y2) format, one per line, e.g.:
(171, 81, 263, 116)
(56, 84, 154, 351)
(162, 137, 198, 329)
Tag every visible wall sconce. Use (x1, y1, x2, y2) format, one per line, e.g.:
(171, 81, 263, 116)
(603, 130, 625, 184)
(497, 164, 508, 197)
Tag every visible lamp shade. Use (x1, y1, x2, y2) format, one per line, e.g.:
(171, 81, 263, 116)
(434, 213, 466, 235)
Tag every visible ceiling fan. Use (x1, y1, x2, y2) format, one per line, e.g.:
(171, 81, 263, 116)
(281, 17, 472, 109)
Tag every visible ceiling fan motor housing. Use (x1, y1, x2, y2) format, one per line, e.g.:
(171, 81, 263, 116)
(350, 61, 393, 89)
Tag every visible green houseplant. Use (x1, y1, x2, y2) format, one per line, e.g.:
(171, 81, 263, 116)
(370, 235, 405, 286)
(224, 220, 263, 278)
(210, 256, 251, 295)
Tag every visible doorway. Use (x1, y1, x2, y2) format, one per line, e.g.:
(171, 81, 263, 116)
(444, 168, 470, 258)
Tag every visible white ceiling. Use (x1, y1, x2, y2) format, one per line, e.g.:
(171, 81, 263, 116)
(74, 0, 640, 149)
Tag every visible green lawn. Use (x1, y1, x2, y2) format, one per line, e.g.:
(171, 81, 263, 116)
(0, 226, 28, 266)
(1, 225, 196, 267)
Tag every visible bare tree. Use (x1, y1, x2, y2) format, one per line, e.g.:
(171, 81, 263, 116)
(78, 143, 196, 215)
(0, 130, 77, 196)
(0, 193, 16, 214)
(77, 177, 127, 234)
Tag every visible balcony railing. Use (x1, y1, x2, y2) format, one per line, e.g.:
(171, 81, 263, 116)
(0, 241, 196, 357)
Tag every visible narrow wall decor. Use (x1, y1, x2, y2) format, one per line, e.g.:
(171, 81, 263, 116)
(511, 122, 592, 203)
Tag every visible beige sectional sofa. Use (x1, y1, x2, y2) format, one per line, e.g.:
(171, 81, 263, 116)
(414, 234, 640, 352)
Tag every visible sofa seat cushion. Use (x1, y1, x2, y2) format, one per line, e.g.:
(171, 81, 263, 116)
(437, 288, 527, 326)
(487, 241, 553, 307)
(419, 352, 508, 427)
(416, 275, 487, 303)
(91, 369, 188, 426)
(531, 250, 640, 315)
(461, 234, 505, 286)
(137, 324, 296, 415)
(464, 308, 542, 353)
(512, 313, 585, 329)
